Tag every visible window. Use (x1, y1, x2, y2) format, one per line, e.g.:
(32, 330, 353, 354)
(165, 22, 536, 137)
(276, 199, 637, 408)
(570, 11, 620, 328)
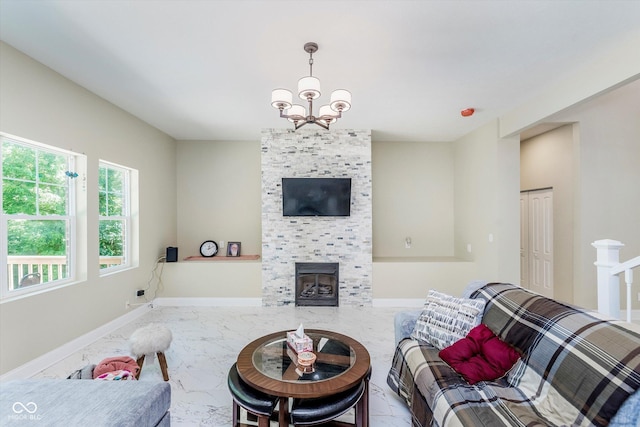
(99, 161, 132, 273)
(1, 135, 78, 298)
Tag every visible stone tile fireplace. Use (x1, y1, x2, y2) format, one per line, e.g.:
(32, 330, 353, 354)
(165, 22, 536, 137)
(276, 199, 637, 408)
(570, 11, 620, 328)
(261, 128, 372, 306)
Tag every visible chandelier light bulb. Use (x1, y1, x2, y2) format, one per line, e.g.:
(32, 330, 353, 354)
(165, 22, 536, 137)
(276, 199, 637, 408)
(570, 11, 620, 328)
(271, 42, 351, 130)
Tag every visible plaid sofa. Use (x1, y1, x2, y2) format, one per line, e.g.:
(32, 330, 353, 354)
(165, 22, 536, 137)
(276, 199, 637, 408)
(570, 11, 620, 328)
(387, 283, 640, 427)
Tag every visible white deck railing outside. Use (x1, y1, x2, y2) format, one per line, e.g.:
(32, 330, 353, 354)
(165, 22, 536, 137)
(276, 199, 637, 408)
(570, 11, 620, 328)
(7, 255, 123, 289)
(593, 239, 640, 322)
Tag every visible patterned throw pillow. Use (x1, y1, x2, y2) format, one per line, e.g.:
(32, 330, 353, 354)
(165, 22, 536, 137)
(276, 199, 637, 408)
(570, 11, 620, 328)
(410, 290, 486, 349)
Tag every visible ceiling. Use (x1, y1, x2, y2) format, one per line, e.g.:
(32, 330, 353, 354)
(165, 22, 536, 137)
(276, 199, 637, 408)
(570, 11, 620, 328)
(1, 0, 639, 142)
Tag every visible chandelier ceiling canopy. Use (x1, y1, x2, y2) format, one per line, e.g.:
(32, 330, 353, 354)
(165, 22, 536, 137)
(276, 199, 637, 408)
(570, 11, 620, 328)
(271, 42, 351, 130)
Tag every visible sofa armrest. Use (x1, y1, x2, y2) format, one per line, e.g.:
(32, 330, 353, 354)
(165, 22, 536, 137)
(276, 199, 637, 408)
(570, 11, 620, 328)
(609, 388, 640, 427)
(0, 379, 170, 427)
(394, 310, 422, 345)
(392, 281, 489, 346)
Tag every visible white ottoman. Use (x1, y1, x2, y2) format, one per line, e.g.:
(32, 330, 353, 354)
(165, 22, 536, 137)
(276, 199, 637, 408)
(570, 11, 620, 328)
(129, 323, 172, 381)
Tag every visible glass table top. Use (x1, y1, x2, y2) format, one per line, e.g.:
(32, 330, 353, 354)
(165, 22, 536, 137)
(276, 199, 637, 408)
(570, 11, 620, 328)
(252, 332, 355, 383)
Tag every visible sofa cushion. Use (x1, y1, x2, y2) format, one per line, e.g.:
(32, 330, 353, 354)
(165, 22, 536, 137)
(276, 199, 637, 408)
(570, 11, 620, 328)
(439, 323, 520, 384)
(410, 290, 486, 350)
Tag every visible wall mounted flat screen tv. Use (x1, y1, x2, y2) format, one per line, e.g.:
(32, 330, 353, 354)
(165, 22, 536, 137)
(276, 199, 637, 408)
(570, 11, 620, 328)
(282, 178, 352, 217)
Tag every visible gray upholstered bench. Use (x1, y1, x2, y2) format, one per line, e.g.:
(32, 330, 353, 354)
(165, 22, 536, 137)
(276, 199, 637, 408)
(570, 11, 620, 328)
(0, 379, 170, 426)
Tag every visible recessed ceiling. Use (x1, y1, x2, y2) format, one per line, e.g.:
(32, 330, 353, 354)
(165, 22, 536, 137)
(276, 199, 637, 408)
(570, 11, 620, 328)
(1, 0, 639, 142)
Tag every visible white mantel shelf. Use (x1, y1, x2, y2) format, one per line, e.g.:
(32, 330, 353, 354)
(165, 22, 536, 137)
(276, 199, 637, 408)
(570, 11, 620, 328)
(183, 255, 261, 261)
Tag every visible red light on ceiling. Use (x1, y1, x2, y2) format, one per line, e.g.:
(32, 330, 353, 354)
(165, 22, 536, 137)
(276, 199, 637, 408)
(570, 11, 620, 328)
(461, 108, 475, 117)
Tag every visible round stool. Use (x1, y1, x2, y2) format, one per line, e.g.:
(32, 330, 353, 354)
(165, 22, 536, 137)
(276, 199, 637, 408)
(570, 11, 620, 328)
(290, 380, 365, 426)
(129, 323, 172, 381)
(290, 365, 371, 427)
(227, 363, 278, 427)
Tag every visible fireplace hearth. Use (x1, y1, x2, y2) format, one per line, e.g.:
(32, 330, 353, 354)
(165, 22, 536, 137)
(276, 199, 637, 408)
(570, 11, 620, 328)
(295, 262, 339, 307)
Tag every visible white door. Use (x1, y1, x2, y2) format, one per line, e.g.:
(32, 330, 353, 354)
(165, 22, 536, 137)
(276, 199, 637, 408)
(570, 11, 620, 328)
(521, 189, 554, 298)
(520, 195, 530, 288)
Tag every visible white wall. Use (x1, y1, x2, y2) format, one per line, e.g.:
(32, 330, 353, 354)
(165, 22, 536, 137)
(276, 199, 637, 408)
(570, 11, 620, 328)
(373, 259, 476, 299)
(500, 29, 640, 138)
(167, 122, 523, 303)
(0, 42, 177, 375)
(167, 138, 463, 302)
(372, 130, 521, 300)
(372, 141, 454, 257)
(550, 80, 640, 309)
(454, 120, 521, 284)
(160, 261, 262, 298)
(158, 140, 263, 300)
(521, 124, 575, 304)
(518, 81, 640, 311)
(175, 140, 261, 257)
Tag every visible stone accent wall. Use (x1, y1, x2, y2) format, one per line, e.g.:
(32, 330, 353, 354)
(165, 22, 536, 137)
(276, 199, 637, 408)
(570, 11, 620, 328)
(261, 128, 372, 306)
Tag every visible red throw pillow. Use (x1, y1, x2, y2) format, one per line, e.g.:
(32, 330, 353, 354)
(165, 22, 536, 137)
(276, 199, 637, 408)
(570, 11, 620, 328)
(439, 323, 520, 385)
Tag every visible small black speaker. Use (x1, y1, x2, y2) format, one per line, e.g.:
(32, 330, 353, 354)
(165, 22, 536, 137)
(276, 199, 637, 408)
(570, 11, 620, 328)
(166, 247, 178, 262)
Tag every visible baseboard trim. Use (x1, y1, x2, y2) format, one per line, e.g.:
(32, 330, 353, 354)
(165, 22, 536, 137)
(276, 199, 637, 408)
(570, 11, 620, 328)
(153, 297, 263, 307)
(157, 298, 425, 308)
(0, 303, 151, 381)
(372, 298, 424, 308)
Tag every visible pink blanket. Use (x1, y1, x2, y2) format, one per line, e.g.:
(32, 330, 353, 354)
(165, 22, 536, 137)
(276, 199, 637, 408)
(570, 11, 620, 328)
(93, 356, 140, 379)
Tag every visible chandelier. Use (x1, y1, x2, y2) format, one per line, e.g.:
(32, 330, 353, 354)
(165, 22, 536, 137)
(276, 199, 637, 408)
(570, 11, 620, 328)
(271, 42, 351, 130)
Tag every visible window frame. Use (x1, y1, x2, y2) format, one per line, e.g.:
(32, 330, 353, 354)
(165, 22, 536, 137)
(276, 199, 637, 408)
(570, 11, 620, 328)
(1, 133, 80, 300)
(98, 160, 133, 275)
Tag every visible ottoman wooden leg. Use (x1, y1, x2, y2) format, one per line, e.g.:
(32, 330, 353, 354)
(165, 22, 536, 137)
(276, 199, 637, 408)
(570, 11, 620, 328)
(135, 355, 145, 380)
(356, 378, 370, 427)
(232, 400, 240, 426)
(157, 352, 169, 381)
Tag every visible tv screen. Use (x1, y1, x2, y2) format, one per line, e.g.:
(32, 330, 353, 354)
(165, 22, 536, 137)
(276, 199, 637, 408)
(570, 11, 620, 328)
(282, 178, 351, 217)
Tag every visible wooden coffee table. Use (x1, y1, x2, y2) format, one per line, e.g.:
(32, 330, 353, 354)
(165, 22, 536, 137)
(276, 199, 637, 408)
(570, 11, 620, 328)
(236, 329, 371, 426)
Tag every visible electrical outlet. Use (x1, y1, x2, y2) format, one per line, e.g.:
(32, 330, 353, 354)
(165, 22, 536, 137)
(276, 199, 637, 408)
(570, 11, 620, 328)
(125, 300, 130, 309)
(405, 237, 412, 249)
(136, 289, 145, 297)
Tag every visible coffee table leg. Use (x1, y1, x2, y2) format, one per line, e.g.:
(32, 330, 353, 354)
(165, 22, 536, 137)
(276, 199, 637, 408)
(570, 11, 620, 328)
(279, 397, 288, 426)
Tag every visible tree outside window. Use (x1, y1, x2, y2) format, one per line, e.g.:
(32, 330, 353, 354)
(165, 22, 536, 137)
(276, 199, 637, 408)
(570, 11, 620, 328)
(99, 162, 130, 271)
(1, 137, 74, 293)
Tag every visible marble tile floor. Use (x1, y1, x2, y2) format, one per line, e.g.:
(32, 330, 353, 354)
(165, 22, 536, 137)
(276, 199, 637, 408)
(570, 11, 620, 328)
(33, 305, 413, 426)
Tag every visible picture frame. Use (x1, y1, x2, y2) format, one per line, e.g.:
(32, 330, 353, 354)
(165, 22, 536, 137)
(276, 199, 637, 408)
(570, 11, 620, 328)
(227, 242, 241, 257)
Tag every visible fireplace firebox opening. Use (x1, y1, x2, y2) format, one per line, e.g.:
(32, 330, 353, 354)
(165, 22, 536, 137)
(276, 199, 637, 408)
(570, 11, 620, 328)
(295, 262, 339, 307)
